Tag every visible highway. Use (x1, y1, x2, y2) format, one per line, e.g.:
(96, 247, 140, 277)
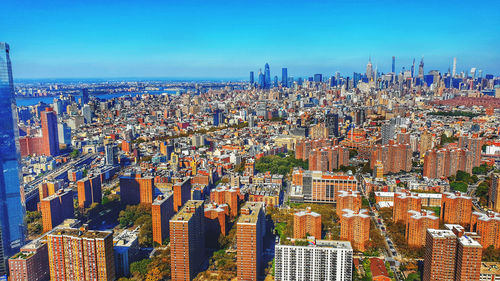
(23, 153, 98, 204)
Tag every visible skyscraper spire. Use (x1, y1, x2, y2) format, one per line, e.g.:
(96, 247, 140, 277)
(366, 57, 373, 80)
(411, 58, 415, 78)
(418, 57, 424, 77)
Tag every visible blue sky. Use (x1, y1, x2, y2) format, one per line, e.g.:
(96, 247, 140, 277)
(3, 0, 500, 79)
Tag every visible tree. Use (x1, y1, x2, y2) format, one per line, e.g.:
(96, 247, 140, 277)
(450, 181, 468, 192)
(482, 245, 500, 262)
(70, 149, 80, 158)
(130, 259, 151, 278)
(145, 267, 162, 281)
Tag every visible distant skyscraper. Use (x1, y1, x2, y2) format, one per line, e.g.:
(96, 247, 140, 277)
(411, 58, 415, 78)
(0, 43, 25, 264)
(418, 57, 424, 78)
(82, 104, 92, 123)
(264, 63, 271, 89)
(273, 75, 278, 87)
(81, 88, 89, 104)
(281, 68, 288, 87)
(392, 56, 395, 73)
(366, 58, 373, 80)
(41, 108, 59, 156)
(249, 71, 254, 84)
(326, 113, 339, 137)
(313, 74, 322, 83)
(57, 122, 71, 145)
(381, 121, 395, 145)
(452, 57, 457, 77)
(257, 70, 264, 89)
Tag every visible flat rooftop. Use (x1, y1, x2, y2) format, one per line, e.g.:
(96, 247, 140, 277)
(152, 191, 173, 205)
(341, 209, 370, 218)
(427, 229, 456, 238)
(49, 227, 112, 240)
(278, 239, 352, 250)
(171, 200, 204, 222)
(458, 235, 482, 247)
(237, 202, 264, 225)
(408, 210, 439, 220)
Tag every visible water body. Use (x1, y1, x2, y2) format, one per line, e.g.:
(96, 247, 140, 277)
(15, 90, 177, 107)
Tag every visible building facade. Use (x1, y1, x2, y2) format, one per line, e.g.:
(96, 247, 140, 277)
(119, 174, 154, 205)
(393, 191, 422, 224)
(237, 202, 265, 281)
(293, 207, 322, 239)
(170, 200, 205, 281)
(441, 192, 472, 227)
(40, 189, 74, 233)
(405, 210, 439, 248)
(340, 209, 370, 251)
(8, 239, 49, 281)
(47, 226, 115, 281)
(0, 42, 25, 270)
(275, 240, 353, 281)
(152, 192, 174, 245)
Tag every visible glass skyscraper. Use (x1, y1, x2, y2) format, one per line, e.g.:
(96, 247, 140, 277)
(0, 43, 25, 262)
(281, 68, 287, 87)
(264, 63, 271, 89)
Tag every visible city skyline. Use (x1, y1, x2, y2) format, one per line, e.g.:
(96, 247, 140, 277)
(2, 0, 500, 78)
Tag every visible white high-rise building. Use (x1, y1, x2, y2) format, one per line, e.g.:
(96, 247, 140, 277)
(275, 239, 353, 281)
(452, 57, 457, 77)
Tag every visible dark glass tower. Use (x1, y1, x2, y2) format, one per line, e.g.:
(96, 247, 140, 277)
(0, 43, 25, 263)
(249, 71, 254, 84)
(281, 68, 287, 87)
(81, 88, 89, 104)
(392, 56, 395, 73)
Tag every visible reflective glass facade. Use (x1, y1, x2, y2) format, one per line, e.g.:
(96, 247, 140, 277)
(0, 43, 25, 256)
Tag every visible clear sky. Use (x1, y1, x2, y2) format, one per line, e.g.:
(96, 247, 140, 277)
(3, 0, 500, 79)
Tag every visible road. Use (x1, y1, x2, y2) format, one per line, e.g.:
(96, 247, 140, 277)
(24, 153, 98, 203)
(362, 189, 405, 281)
(467, 169, 495, 214)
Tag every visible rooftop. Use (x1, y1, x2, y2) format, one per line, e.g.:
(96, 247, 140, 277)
(237, 202, 264, 225)
(278, 239, 352, 250)
(408, 210, 439, 220)
(295, 207, 321, 217)
(170, 200, 204, 222)
(342, 208, 370, 218)
(427, 229, 456, 238)
(49, 226, 112, 240)
(458, 235, 482, 247)
(152, 191, 173, 205)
